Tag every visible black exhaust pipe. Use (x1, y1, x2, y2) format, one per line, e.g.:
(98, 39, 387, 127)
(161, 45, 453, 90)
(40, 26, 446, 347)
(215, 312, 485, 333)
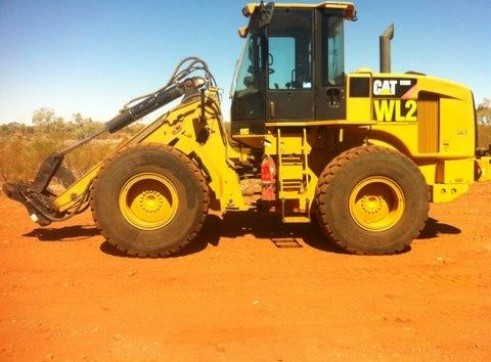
(380, 24, 394, 73)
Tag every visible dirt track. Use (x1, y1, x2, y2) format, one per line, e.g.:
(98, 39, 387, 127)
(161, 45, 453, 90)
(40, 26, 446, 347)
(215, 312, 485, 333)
(1, 182, 490, 361)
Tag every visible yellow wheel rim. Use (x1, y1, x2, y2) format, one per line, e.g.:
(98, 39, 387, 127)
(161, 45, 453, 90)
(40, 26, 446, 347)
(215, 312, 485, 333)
(119, 173, 178, 230)
(349, 176, 405, 232)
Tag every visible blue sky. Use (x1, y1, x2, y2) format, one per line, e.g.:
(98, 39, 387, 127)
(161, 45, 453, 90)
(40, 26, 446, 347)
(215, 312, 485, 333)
(0, 0, 489, 125)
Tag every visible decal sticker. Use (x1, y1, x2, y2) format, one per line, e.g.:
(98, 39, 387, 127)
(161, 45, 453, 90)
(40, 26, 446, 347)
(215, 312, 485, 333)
(372, 78, 417, 98)
(372, 78, 418, 122)
(373, 99, 417, 122)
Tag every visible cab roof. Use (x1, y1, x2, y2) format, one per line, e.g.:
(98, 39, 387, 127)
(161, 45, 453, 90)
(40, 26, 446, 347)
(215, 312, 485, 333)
(243, 2, 356, 20)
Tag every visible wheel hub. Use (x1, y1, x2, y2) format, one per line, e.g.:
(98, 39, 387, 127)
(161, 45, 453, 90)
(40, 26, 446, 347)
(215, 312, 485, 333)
(119, 173, 178, 230)
(349, 176, 405, 232)
(139, 191, 164, 213)
(360, 195, 384, 215)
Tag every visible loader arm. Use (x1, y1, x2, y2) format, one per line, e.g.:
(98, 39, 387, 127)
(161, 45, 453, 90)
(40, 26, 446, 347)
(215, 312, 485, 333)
(2, 58, 220, 225)
(54, 88, 247, 214)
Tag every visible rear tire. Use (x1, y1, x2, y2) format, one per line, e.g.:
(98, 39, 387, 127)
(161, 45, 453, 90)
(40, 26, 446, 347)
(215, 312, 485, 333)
(91, 143, 209, 257)
(315, 145, 429, 255)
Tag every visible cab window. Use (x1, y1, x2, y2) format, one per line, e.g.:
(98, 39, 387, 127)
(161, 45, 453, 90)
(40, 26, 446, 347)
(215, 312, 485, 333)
(322, 12, 345, 86)
(267, 10, 312, 90)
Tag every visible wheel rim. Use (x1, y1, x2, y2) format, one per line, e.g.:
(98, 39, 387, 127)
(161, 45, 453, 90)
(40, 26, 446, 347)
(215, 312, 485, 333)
(349, 176, 405, 232)
(119, 173, 178, 230)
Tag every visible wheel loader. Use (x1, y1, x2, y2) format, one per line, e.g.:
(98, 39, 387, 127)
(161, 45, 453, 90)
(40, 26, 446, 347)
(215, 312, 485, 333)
(3, 2, 491, 257)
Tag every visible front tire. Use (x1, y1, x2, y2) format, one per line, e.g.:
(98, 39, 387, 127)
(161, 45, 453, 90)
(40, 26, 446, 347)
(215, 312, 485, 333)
(91, 143, 209, 257)
(315, 146, 429, 255)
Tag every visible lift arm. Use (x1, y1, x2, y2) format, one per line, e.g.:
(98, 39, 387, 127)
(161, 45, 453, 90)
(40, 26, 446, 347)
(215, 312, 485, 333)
(2, 58, 211, 225)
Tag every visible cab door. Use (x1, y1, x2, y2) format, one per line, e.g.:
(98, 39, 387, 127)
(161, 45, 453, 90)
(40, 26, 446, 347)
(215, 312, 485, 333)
(266, 9, 314, 122)
(314, 10, 347, 120)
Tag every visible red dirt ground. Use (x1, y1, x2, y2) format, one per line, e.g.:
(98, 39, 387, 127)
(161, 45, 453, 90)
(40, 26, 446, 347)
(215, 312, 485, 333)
(1, 182, 490, 361)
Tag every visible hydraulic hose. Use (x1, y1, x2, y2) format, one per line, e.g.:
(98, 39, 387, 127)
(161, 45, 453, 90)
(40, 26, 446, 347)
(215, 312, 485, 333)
(106, 57, 216, 134)
(105, 83, 184, 134)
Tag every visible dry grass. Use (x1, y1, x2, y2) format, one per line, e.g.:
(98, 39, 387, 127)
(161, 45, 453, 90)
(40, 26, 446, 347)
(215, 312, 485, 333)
(0, 136, 116, 185)
(478, 125, 491, 152)
(63, 140, 117, 178)
(0, 137, 61, 182)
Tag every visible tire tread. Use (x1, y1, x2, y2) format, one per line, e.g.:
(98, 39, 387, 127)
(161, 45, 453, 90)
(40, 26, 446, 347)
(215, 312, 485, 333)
(315, 145, 429, 255)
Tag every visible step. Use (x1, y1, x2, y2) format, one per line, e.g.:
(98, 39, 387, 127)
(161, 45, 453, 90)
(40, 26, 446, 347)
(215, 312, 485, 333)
(282, 215, 311, 223)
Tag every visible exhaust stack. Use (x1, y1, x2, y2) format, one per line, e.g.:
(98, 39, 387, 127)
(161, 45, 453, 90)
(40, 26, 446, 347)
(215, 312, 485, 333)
(380, 24, 394, 73)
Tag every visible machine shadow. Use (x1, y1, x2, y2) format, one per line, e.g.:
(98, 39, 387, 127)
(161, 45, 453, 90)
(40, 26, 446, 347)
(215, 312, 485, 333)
(175, 214, 462, 256)
(24, 225, 99, 242)
(100, 211, 343, 258)
(417, 217, 461, 240)
(194, 212, 344, 254)
(23, 214, 458, 258)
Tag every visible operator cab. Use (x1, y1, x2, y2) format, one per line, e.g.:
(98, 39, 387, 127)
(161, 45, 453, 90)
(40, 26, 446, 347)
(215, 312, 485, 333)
(230, 1, 356, 138)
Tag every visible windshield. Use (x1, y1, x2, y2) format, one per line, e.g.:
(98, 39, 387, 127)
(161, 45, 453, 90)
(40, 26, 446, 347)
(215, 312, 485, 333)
(229, 35, 249, 98)
(230, 30, 264, 98)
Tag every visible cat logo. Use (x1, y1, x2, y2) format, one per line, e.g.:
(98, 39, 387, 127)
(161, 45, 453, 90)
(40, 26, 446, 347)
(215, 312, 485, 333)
(373, 79, 398, 96)
(372, 79, 416, 97)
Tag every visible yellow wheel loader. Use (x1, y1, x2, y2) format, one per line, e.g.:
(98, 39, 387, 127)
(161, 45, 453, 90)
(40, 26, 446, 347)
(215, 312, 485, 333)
(3, 2, 491, 257)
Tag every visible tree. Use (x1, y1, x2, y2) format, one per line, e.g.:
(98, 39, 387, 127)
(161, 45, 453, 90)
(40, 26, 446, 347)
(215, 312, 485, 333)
(71, 112, 101, 139)
(477, 98, 491, 125)
(477, 98, 491, 149)
(32, 108, 64, 134)
(0, 124, 8, 136)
